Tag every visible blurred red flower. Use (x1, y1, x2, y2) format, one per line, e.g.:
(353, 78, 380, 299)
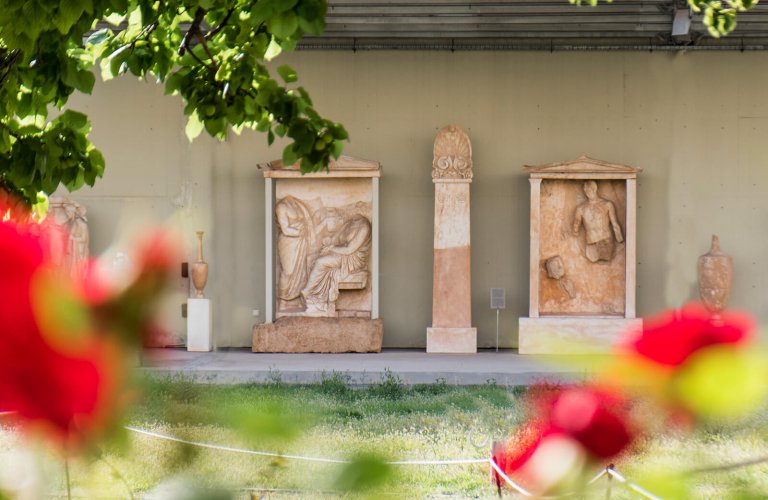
(624, 302, 754, 367)
(0, 221, 122, 449)
(493, 384, 635, 493)
(0, 216, 174, 451)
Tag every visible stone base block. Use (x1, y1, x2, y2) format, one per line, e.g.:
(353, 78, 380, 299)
(518, 317, 642, 354)
(426, 327, 477, 354)
(252, 317, 383, 353)
(187, 298, 212, 352)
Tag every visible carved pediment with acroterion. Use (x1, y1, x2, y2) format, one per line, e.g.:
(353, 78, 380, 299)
(261, 155, 381, 178)
(524, 155, 641, 179)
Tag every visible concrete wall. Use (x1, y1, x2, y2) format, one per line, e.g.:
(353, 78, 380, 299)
(64, 50, 768, 348)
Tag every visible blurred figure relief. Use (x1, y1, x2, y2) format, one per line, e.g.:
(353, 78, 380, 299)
(46, 197, 89, 280)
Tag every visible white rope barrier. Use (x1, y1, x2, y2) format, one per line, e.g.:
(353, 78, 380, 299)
(126, 427, 349, 464)
(0, 416, 759, 499)
(605, 468, 664, 500)
(489, 458, 664, 500)
(125, 426, 488, 466)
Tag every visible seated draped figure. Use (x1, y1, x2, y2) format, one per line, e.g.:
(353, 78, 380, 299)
(275, 196, 372, 317)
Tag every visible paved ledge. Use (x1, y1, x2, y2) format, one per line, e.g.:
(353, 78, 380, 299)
(138, 348, 597, 386)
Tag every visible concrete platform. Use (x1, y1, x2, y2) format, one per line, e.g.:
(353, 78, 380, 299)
(138, 348, 595, 386)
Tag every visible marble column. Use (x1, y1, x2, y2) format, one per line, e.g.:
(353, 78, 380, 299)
(427, 125, 477, 353)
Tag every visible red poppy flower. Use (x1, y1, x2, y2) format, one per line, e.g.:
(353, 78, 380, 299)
(493, 384, 635, 493)
(549, 386, 632, 459)
(0, 219, 122, 449)
(624, 302, 754, 367)
(493, 421, 545, 477)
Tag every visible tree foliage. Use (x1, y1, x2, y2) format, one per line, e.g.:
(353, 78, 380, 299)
(570, 0, 760, 38)
(0, 0, 348, 204)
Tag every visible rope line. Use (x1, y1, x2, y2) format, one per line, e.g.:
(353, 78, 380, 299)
(605, 468, 664, 500)
(1, 416, 764, 498)
(125, 427, 488, 466)
(490, 458, 661, 500)
(688, 453, 768, 473)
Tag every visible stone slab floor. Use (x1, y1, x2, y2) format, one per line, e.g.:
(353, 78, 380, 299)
(139, 348, 594, 386)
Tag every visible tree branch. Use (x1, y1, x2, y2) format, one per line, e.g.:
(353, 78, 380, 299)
(178, 8, 218, 71)
(206, 8, 234, 40)
(0, 49, 22, 88)
(178, 7, 205, 56)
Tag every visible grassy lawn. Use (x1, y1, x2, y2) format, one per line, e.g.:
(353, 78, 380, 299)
(2, 373, 768, 498)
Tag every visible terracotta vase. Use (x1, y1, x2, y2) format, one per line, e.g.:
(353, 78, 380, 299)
(191, 231, 208, 298)
(698, 234, 732, 314)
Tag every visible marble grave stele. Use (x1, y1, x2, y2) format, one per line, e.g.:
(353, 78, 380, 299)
(252, 155, 383, 353)
(426, 124, 477, 353)
(518, 156, 642, 354)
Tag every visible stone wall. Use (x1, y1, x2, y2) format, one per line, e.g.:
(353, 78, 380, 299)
(62, 51, 768, 348)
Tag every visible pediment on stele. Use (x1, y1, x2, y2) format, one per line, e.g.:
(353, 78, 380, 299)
(262, 154, 380, 172)
(523, 155, 641, 175)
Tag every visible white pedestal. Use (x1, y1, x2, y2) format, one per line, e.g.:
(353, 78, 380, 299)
(187, 298, 212, 352)
(518, 317, 642, 354)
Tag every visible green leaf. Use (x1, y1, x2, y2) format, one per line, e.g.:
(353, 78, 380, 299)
(282, 144, 298, 166)
(674, 346, 768, 420)
(267, 11, 298, 39)
(31, 191, 49, 218)
(21, 1, 46, 41)
(185, 112, 204, 141)
(60, 110, 90, 133)
(86, 28, 111, 46)
(333, 453, 393, 492)
(55, 1, 86, 34)
(104, 12, 125, 26)
(264, 37, 282, 61)
(331, 139, 344, 159)
(277, 64, 298, 83)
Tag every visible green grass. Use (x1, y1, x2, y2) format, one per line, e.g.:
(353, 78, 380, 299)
(1, 375, 768, 498)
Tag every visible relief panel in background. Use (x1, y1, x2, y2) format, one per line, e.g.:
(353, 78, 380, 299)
(539, 179, 626, 316)
(274, 178, 372, 319)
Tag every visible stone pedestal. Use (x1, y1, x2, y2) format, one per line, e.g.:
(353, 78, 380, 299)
(519, 156, 642, 354)
(427, 125, 477, 354)
(518, 317, 641, 354)
(187, 298, 212, 352)
(253, 317, 383, 353)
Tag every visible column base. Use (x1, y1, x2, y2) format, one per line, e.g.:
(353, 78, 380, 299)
(426, 327, 477, 353)
(518, 317, 642, 354)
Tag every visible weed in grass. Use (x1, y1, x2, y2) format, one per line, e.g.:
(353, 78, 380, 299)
(266, 366, 284, 386)
(413, 378, 450, 396)
(368, 368, 405, 400)
(318, 371, 351, 397)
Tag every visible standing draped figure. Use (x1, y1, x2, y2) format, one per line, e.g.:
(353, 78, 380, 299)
(275, 196, 316, 310)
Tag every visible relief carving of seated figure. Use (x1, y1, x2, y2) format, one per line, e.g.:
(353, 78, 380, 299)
(301, 211, 372, 316)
